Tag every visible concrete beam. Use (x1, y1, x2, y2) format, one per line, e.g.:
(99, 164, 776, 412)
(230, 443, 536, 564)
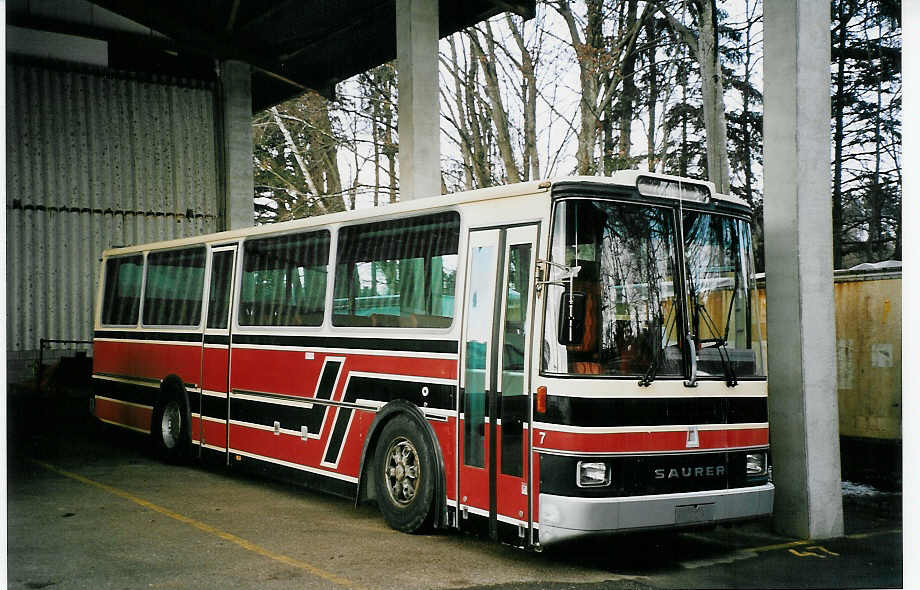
(219, 60, 255, 229)
(395, 0, 440, 200)
(763, 0, 844, 539)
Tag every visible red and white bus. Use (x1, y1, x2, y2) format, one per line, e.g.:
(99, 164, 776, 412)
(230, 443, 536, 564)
(92, 172, 773, 548)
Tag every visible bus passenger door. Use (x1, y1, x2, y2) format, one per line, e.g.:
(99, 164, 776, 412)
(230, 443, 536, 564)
(198, 245, 237, 461)
(459, 225, 538, 543)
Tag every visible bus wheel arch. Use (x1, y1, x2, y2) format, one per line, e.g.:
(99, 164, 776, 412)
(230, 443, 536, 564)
(152, 375, 192, 462)
(357, 400, 446, 532)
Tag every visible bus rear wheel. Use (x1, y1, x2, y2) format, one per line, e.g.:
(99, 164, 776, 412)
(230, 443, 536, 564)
(152, 396, 188, 462)
(374, 415, 435, 533)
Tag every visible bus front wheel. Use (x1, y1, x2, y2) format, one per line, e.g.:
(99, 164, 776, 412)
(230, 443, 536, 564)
(152, 395, 188, 462)
(374, 415, 435, 533)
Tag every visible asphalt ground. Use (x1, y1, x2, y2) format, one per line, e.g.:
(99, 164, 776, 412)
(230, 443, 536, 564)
(6, 388, 904, 590)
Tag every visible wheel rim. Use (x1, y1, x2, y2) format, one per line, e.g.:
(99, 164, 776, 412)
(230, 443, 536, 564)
(160, 401, 182, 449)
(383, 436, 420, 506)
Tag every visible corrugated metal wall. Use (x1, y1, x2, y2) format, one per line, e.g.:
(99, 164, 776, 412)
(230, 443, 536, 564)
(6, 60, 220, 359)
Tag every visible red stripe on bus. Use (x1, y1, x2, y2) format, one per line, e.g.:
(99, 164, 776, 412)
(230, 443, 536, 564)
(95, 396, 152, 433)
(427, 418, 457, 501)
(201, 347, 230, 393)
(200, 417, 228, 450)
(230, 348, 456, 399)
(227, 412, 373, 478)
(94, 340, 201, 384)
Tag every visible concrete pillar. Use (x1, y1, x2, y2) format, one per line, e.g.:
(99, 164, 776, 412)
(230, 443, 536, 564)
(763, 0, 844, 539)
(219, 60, 255, 229)
(395, 0, 440, 200)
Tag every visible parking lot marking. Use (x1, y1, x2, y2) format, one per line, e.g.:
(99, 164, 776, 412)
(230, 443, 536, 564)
(847, 529, 901, 540)
(749, 528, 901, 554)
(32, 459, 363, 589)
(788, 546, 840, 558)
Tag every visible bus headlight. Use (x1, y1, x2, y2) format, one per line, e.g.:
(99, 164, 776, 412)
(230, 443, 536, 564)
(577, 461, 610, 487)
(746, 452, 767, 477)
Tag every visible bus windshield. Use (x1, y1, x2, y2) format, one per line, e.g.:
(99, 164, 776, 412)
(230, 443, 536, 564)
(542, 198, 765, 380)
(683, 211, 766, 379)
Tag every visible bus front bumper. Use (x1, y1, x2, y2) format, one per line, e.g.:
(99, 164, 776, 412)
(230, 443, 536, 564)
(537, 483, 774, 546)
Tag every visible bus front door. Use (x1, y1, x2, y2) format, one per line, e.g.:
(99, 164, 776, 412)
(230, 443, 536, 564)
(459, 225, 538, 544)
(198, 245, 237, 461)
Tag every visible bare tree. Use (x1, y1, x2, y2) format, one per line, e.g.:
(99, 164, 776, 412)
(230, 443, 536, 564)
(653, 0, 731, 193)
(554, 0, 649, 175)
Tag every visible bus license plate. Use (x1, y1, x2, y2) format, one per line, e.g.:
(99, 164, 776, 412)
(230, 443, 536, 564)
(675, 503, 715, 524)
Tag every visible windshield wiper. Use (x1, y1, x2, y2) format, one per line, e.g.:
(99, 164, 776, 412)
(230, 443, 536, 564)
(689, 288, 739, 387)
(696, 337, 738, 387)
(638, 303, 675, 387)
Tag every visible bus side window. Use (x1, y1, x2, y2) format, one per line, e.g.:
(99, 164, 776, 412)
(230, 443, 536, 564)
(101, 255, 144, 326)
(206, 250, 235, 330)
(143, 247, 207, 326)
(239, 231, 330, 327)
(332, 212, 460, 329)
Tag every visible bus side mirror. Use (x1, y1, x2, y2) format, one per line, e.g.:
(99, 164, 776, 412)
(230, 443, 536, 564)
(557, 291, 586, 346)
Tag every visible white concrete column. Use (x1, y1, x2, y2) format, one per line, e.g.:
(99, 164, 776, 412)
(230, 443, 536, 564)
(763, 1, 844, 539)
(219, 60, 255, 229)
(396, 0, 440, 200)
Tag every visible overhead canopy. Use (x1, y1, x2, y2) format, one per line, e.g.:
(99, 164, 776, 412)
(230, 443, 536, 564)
(12, 0, 534, 112)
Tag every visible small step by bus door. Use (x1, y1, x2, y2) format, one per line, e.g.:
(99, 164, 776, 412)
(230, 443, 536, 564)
(459, 225, 538, 543)
(198, 245, 237, 461)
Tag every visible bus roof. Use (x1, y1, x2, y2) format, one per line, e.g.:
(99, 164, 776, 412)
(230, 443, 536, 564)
(101, 172, 748, 256)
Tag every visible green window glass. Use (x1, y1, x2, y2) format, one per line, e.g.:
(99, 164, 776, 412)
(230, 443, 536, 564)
(143, 247, 206, 326)
(239, 231, 329, 327)
(101, 255, 143, 326)
(333, 212, 460, 328)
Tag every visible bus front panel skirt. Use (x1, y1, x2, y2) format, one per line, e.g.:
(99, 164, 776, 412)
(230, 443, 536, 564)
(537, 483, 775, 546)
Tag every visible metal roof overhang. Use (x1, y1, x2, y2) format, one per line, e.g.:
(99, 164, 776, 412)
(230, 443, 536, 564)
(10, 0, 534, 113)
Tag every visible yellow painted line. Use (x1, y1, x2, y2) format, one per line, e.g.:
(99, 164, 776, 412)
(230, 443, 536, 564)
(847, 529, 901, 540)
(749, 539, 812, 553)
(748, 528, 902, 553)
(31, 459, 363, 589)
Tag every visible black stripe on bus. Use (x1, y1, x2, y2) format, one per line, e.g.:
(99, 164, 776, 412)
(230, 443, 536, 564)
(323, 407, 352, 464)
(322, 376, 455, 464)
(228, 374, 454, 444)
(539, 450, 769, 498)
(200, 394, 228, 420)
(229, 360, 343, 434)
(230, 453, 357, 500)
(229, 396, 330, 434)
(95, 377, 203, 421)
(93, 377, 157, 407)
(342, 375, 455, 410)
(537, 395, 768, 427)
(231, 334, 458, 354)
(95, 330, 459, 354)
(95, 330, 203, 342)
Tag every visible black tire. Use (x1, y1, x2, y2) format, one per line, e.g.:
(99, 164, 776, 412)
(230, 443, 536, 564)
(373, 414, 437, 533)
(151, 395, 189, 462)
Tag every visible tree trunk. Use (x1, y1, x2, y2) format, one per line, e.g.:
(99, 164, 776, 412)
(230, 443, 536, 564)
(446, 36, 476, 189)
(464, 42, 491, 187)
(680, 63, 689, 177)
(740, 0, 756, 206)
(655, 0, 730, 192)
(507, 14, 540, 180)
(832, 0, 851, 268)
(269, 106, 328, 214)
(645, 16, 659, 171)
(696, 0, 730, 193)
(616, 0, 639, 171)
(557, 0, 602, 175)
(469, 24, 522, 183)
